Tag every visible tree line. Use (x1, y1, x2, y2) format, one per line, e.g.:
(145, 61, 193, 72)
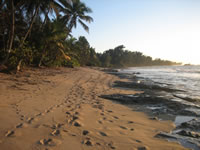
(0, 0, 181, 72)
(0, 0, 95, 71)
(97, 45, 181, 68)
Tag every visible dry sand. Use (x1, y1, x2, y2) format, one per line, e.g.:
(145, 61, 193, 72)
(0, 67, 187, 150)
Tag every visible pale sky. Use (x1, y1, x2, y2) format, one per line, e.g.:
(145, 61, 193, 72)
(72, 0, 200, 65)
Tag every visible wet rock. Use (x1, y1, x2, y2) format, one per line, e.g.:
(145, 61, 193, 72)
(177, 130, 200, 138)
(113, 80, 183, 93)
(155, 132, 177, 139)
(177, 119, 200, 131)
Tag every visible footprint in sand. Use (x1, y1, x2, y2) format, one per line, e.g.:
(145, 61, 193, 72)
(82, 130, 89, 136)
(27, 117, 34, 124)
(38, 138, 62, 146)
(128, 121, 134, 124)
(107, 110, 113, 113)
(73, 121, 82, 127)
(35, 113, 42, 117)
(52, 123, 63, 129)
(100, 113, 104, 116)
(99, 131, 107, 137)
(103, 117, 107, 120)
(16, 123, 23, 128)
(51, 130, 60, 136)
(75, 112, 79, 115)
(119, 126, 128, 130)
(83, 139, 93, 146)
(137, 146, 149, 150)
(113, 116, 119, 119)
(65, 111, 71, 115)
(45, 109, 50, 113)
(98, 120, 103, 124)
(135, 140, 142, 143)
(38, 138, 52, 145)
(5, 130, 15, 137)
(108, 142, 116, 149)
(20, 115, 24, 120)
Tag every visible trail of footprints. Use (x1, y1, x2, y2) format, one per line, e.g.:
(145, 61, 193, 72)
(4, 72, 136, 149)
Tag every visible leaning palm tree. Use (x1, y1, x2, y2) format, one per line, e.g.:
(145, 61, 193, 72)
(60, 0, 93, 33)
(20, 0, 65, 47)
(37, 18, 71, 67)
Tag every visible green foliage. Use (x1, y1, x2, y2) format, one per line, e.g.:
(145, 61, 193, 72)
(0, 0, 93, 71)
(63, 58, 80, 68)
(6, 42, 34, 69)
(97, 45, 181, 68)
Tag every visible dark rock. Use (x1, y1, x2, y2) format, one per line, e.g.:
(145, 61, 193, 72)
(113, 81, 183, 92)
(177, 130, 200, 138)
(155, 132, 177, 139)
(178, 119, 200, 131)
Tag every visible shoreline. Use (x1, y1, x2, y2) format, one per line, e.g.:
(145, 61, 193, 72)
(0, 67, 187, 149)
(103, 68, 200, 149)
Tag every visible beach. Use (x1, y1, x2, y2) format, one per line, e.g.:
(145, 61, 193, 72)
(0, 67, 187, 150)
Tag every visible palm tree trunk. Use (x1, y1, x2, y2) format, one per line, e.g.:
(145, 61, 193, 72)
(41, 7, 50, 30)
(16, 59, 23, 73)
(1, 0, 15, 65)
(38, 44, 47, 67)
(20, 5, 39, 48)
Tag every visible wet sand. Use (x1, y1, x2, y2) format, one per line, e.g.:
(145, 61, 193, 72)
(0, 67, 187, 150)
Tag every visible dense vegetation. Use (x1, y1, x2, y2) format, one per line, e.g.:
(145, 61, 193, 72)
(0, 0, 181, 72)
(98, 45, 181, 68)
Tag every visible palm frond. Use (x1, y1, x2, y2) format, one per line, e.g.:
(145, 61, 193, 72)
(78, 19, 89, 33)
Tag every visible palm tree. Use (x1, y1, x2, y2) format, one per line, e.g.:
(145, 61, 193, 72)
(20, 0, 65, 47)
(60, 0, 93, 33)
(37, 18, 70, 67)
(1, 0, 15, 65)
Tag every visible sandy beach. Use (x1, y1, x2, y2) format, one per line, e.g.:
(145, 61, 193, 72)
(0, 67, 187, 150)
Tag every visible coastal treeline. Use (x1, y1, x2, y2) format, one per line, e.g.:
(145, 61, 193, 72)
(97, 45, 181, 67)
(0, 0, 180, 72)
(0, 0, 95, 71)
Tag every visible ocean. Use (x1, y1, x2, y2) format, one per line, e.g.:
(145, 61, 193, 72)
(120, 65, 200, 102)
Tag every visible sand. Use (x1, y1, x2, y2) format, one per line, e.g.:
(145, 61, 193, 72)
(0, 67, 187, 150)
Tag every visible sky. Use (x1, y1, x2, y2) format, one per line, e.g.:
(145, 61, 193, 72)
(72, 0, 200, 65)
